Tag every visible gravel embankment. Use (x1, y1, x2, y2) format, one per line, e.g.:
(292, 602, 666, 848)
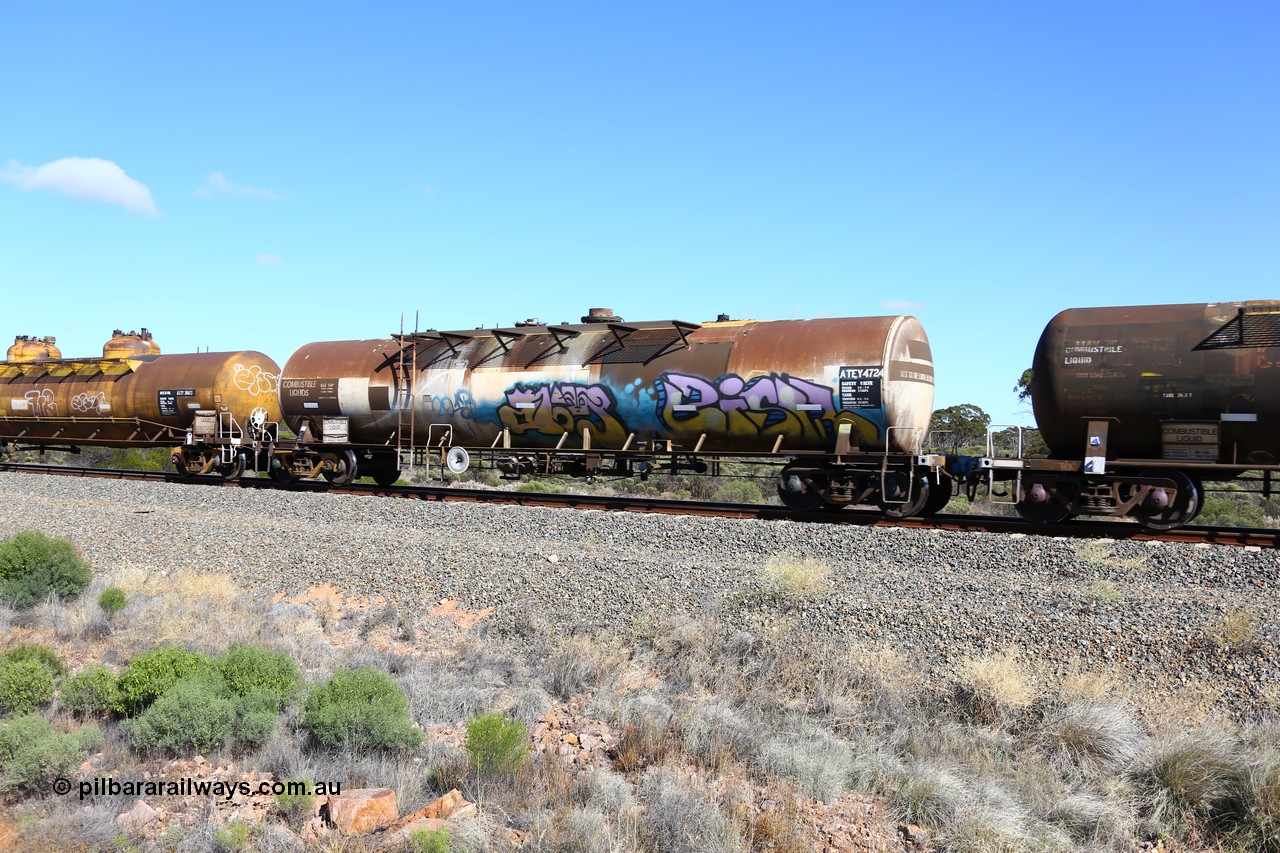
(0, 472, 1275, 712)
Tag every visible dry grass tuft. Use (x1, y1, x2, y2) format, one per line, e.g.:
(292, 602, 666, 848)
(955, 650, 1038, 725)
(1075, 540, 1147, 577)
(1045, 701, 1146, 773)
(1046, 792, 1134, 846)
(680, 699, 759, 770)
(615, 694, 676, 772)
(891, 763, 968, 828)
(759, 554, 832, 597)
(1144, 725, 1242, 818)
(1056, 667, 1121, 704)
(545, 634, 627, 700)
(757, 725, 853, 803)
(1212, 608, 1262, 653)
(637, 767, 745, 853)
(1138, 679, 1224, 736)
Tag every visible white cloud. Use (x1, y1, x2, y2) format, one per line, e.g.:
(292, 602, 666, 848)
(881, 300, 928, 312)
(195, 172, 288, 200)
(0, 157, 158, 217)
(255, 254, 284, 267)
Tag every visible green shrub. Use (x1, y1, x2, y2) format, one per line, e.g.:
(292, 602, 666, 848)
(60, 664, 119, 717)
(216, 644, 302, 710)
(114, 645, 216, 715)
(464, 711, 528, 775)
(0, 643, 65, 676)
(275, 778, 315, 825)
(97, 586, 128, 617)
(712, 480, 765, 504)
(0, 658, 56, 715)
(0, 530, 93, 608)
(516, 479, 565, 494)
(1198, 495, 1266, 528)
(409, 826, 453, 853)
(0, 714, 101, 794)
(234, 704, 278, 750)
(126, 674, 237, 754)
(302, 667, 422, 752)
(213, 819, 250, 852)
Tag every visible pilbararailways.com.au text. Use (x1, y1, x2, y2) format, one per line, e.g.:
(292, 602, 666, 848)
(70, 777, 341, 801)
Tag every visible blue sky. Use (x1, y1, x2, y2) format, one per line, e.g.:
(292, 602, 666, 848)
(2, 2, 1276, 427)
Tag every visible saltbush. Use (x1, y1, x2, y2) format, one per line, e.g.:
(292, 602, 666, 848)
(0, 530, 93, 608)
(0, 658, 56, 716)
(0, 643, 65, 677)
(275, 779, 315, 825)
(233, 689, 280, 749)
(409, 827, 453, 853)
(301, 667, 422, 752)
(60, 665, 119, 717)
(465, 711, 529, 774)
(97, 586, 128, 617)
(126, 675, 237, 754)
(216, 644, 302, 710)
(213, 819, 250, 852)
(114, 645, 216, 715)
(0, 714, 101, 794)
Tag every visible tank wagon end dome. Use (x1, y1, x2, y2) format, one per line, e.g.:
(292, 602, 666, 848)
(6, 335, 62, 362)
(104, 328, 161, 359)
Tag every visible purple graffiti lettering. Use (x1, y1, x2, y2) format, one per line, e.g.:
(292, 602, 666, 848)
(656, 372, 838, 441)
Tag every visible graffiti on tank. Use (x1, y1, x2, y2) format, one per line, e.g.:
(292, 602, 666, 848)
(24, 388, 57, 417)
(425, 390, 476, 420)
(233, 363, 279, 397)
(497, 382, 628, 444)
(655, 372, 843, 442)
(71, 391, 107, 414)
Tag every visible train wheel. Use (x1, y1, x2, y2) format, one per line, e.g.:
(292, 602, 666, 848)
(171, 452, 193, 479)
(1130, 470, 1200, 530)
(922, 473, 954, 516)
(220, 452, 247, 481)
(777, 462, 825, 512)
(878, 474, 930, 518)
(371, 468, 401, 487)
(322, 449, 359, 485)
(1015, 478, 1073, 524)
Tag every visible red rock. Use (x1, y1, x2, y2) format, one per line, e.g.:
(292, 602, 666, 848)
(381, 817, 448, 847)
(116, 800, 159, 834)
(327, 787, 399, 834)
(386, 789, 473, 831)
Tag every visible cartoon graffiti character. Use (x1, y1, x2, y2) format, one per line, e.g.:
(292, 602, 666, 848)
(233, 363, 279, 396)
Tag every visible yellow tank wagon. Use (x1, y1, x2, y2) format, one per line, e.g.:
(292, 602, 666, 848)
(0, 329, 283, 479)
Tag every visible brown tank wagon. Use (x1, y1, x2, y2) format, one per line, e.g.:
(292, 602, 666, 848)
(987, 300, 1280, 529)
(277, 310, 949, 514)
(0, 331, 283, 479)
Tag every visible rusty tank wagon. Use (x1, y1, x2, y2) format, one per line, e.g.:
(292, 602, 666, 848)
(0, 329, 283, 479)
(986, 300, 1280, 529)
(277, 309, 948, 514)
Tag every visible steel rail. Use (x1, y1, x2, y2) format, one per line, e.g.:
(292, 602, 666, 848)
(1, 461, 1275, 548)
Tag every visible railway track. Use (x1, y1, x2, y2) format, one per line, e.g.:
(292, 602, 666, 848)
(1, 461, 1275, 548)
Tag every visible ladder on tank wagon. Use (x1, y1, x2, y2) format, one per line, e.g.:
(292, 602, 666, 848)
(393, 317, 418, 474)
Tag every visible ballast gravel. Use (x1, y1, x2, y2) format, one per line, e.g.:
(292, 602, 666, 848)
(0, 472, 1275, 713)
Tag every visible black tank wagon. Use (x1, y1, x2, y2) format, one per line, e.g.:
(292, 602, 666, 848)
(990, 300, 1280, 529)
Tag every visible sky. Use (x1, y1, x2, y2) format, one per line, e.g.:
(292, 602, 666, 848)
(1, 2, 1276, 428)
